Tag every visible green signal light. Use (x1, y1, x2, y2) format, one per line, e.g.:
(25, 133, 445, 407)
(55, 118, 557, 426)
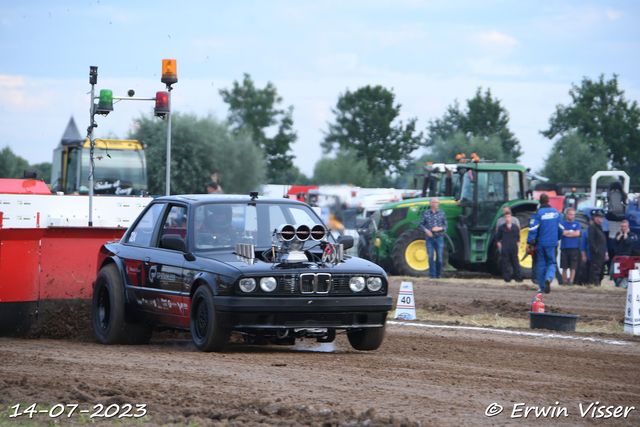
(95, 89, 113, 115)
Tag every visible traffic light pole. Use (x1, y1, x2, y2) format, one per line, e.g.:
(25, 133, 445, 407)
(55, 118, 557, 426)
(87, 66, 98, 227)
(166, 86, 172, 196)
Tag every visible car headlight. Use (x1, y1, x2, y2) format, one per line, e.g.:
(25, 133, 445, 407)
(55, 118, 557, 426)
(239, 278, 256, 293)
(381, 209, 393, 217)
(367, 277, 383, 292)
(349, 277, 365, 292)
(260, 277, 277, 292)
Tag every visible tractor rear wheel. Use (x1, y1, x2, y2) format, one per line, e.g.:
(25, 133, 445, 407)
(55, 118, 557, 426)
(514, 212, 534, 280)
(392, 228, 449, 277)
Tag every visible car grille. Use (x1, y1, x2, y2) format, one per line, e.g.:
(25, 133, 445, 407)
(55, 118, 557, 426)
(236, 274, 385, 295)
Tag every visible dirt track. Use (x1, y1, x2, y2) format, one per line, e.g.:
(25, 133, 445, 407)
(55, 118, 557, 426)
(1, 276, 639, 426)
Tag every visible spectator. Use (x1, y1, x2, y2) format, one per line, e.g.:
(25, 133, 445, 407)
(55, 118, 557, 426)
(206, 181, 224, 194)
(495, 206, 520, 231)
(588, 209, 608, 286)
(495, 211, 522, 282)
(614, 220, 638, 256)
(420, 197, 448, 279)
(527, 193, 564, 293)
(560, 208, 581, 285)
(576, 216, 594, 285)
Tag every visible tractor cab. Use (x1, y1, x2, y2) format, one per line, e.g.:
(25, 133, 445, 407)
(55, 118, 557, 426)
(454, 162, 536, 266)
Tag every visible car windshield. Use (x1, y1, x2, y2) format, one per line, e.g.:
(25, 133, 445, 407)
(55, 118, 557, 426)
(193, 201, 328, 250)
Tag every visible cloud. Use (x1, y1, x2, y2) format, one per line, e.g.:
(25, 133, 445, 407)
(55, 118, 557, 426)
(475, 30, 518, 52)
(315, 54, 359, 73)
(605, 9, 622, 21)
(0, 75, 25, 88)
(466, 58, 526, 77)
(360, 26, 429, 47)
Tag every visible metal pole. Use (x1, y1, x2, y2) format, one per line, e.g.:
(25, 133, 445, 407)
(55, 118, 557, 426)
(165, 86, 172, 196)
(88, 80, 96, 227)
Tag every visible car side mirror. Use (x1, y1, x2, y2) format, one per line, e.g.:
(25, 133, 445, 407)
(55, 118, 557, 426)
(161, 234, 187, 252)
(336, 234, 354, 250)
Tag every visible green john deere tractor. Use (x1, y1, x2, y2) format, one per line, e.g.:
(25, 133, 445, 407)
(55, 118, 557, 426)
(367, 162, 538, 277)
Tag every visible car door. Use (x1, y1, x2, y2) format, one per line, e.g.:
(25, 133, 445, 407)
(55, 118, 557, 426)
(121, 202, 166, 308)
(142, 204, 190, 326)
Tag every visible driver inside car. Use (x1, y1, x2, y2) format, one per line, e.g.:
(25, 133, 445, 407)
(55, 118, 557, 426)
(196, 204, 252, 247)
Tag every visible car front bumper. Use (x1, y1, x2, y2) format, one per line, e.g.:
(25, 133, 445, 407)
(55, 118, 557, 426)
(214, 295, 393, 329)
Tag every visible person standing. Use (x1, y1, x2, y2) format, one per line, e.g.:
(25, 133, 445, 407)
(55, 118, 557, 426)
(576, 216, 594, 285)
(527, 193, 564, 293)
(495, 205, 521, 231)
(420, 198, 448, 279)
(495, 211, 522, 282)
(588, 209, 608, 286)
(614, 220, 637, 256)
(560, 207, 581, 285)
(206, 181, 224, 194)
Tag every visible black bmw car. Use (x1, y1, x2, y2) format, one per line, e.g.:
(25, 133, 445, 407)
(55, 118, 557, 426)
(92, 193, 392, 352)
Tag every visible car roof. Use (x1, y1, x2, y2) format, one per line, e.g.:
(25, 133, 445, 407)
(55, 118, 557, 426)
(151, 194, 305, 206)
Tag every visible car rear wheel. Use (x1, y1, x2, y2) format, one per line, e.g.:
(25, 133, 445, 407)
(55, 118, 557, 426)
(190, 286, 230, 352)
(92, 264, 151, 345)
(347, 326, 386, 351)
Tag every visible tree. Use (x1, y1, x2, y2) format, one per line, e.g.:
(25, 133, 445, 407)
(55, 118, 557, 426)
(322, 85, 423, 181)
(219, 74, 297, 183)
(129, 113, 265, 195)
(538, 132, 609, 184)
(541, 74, 640, 180)
(312, 150, 377, 187)
(426, 88, 522, 161)
(30, 162, 52, 182)
(429, 131, 513, 164)
(0, 146, 30, 179)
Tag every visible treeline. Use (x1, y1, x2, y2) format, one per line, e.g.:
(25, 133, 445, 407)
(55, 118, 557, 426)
(2, 74, 638, 191)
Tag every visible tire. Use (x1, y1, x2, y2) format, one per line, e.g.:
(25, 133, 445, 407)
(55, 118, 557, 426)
(92, 264, 152, 345)
(575, 210, 590, 232)
(190, 286, 230, 352)
(514, 212, 534, 280)
(347, 326, 386, 351)
(392, 228, 449, 277)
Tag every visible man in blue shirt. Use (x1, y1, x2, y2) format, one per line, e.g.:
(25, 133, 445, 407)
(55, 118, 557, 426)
(527, 194, 564, 293)
(420, 197, 448, 279)
(560, 207, 581, 285)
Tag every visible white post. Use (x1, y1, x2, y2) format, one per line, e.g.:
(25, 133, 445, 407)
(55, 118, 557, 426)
(624, 270, 640, 335)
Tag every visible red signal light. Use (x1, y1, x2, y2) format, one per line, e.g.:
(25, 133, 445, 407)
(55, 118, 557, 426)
(154, 91, 170, 117)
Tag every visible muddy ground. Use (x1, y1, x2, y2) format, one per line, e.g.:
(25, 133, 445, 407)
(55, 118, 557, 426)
(1, 275, 639, 426)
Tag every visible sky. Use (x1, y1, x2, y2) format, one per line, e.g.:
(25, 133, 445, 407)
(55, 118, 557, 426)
(1, 0, 639, 179)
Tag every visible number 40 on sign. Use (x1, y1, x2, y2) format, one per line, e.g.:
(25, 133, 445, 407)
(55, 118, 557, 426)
(394, 281, 417, 320)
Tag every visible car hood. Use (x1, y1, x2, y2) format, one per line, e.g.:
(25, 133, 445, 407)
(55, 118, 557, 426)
(196, 251, 386, 276)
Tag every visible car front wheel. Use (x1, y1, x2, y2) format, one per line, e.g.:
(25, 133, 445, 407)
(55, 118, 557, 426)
(190, 286, 230, 352)
(347, 326, 386, 351)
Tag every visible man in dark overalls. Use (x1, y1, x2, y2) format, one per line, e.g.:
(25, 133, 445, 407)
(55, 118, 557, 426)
(588, 209, 608, 286)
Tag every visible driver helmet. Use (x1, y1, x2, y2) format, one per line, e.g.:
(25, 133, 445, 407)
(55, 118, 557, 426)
(204, 204, 232, 233)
